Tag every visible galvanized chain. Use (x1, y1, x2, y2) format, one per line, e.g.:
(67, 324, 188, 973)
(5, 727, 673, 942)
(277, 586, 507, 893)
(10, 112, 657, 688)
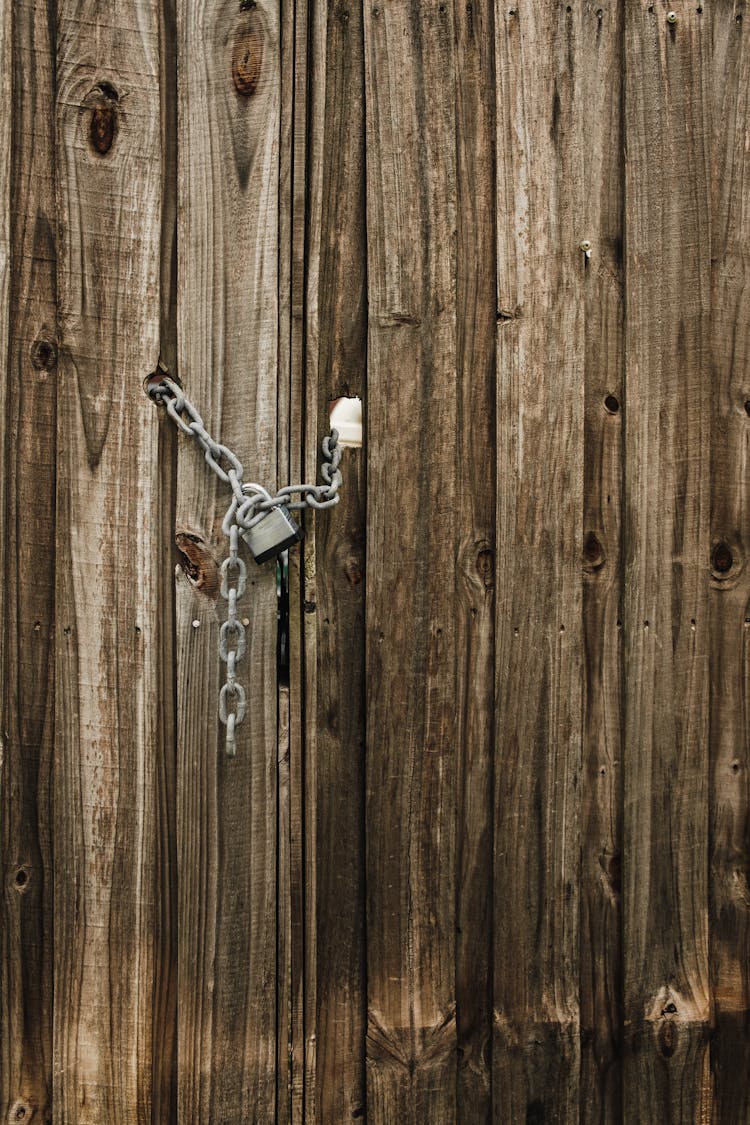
(148, 374, 343, 755)
(148, 375, 343, 522)
(218, 524, 247, 755)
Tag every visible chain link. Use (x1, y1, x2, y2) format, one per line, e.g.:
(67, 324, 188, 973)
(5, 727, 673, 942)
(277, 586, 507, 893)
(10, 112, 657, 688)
(148, 374, 343, 755)
(217, 528, 246, 755)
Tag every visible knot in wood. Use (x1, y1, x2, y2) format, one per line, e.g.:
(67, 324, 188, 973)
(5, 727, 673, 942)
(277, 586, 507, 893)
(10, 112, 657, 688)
(88, 83, 120, 155)
(232, 16, 264, 95)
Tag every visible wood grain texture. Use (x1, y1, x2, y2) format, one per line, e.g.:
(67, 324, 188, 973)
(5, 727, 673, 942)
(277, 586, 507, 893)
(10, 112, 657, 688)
(277, 0, 296, 1111)
(363, 0, 458, 1118)
(454, 0, 496, 1116)
(580, 2, 625, 1121)
(155, 0, 179, 1118)
(6, 0, 750, 1119)
(279, 0, 311, 1117)
(493, 1, 585, 1119)
(53, 0, 172, 1120)
(622, 2, 712, 1119)
(0, 2, 56, 1121)
(0, 0, 9, 815)
(708, 3, 750, 1118)
(175, 0, 280, 1119)
(305, 0, 368, 1113)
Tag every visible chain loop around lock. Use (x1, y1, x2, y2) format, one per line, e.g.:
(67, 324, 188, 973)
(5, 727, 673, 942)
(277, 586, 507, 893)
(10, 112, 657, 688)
(148, 373, 345, 755)
(148, 376, 342, 518)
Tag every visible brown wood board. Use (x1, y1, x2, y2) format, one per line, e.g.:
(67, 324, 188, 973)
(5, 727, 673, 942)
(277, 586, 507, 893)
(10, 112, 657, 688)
(455, 0, 497, 1115)
(580, 2, 625, 1121)
(1, 2, 56, 1120)
(363, 0, 459, 1119)
(305, 0, 369, 1113)
(175, 0, 281, 1119)
(53, 0, 172, 1119)
(493, 1, 585, 1118)
(622, 2, 712, 1119)
(708, 2, 750, 1119)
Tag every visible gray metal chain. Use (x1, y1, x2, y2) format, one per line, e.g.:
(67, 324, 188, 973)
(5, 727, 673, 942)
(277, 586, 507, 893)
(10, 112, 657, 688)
(218, 524, 247, 755)
(148, 374, 343, 755)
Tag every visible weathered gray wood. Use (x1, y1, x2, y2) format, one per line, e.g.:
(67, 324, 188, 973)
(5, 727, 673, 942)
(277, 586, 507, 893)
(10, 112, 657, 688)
(622, 3, 712, 1119)
(305, 0, 368, 1113)
(709, 3, 750, 1118)
(454, 0, 496, 1116)
(175, 0, 280, 1119)
(493, 1, 585, 1118)
(0, 2, 56, 1121)
(363, 0, 458, 1118)
(580, 2, 625, 1121)
(53, 1, 171, 1120)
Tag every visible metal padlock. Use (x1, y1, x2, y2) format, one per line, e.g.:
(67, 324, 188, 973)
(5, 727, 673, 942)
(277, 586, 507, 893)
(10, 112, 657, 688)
(241, 505, 303, 564)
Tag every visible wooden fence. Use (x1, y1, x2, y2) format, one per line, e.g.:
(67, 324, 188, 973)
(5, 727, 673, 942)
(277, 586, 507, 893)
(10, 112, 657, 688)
(1, 0, 748, 1121)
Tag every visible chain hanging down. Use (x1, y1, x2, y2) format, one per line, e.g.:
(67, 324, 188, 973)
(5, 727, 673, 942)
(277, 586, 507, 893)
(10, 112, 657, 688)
(148, 374, 343, 755)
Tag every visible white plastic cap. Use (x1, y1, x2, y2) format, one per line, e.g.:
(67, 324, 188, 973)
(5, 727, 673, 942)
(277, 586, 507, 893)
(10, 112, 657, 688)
(329, 396, 363, 448)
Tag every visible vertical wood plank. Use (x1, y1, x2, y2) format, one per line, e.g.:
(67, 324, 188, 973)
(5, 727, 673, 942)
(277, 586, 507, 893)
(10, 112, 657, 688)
(454, 0, 496, 1116)
(0, 2, 56, 1121)
(154, 0, 180, 1116)
(622, 2, 712, 1119)
(278, 0, 314, 1077)
(175, 0, 280, 1119)
(277, 0, 297, 1113)
(290, 3, 315, 1115)
(53, 0, 171, 1119)
(580, 1, 625, 1120)
(305, 0, 368, 1113)
(709, 2, 750, 1117)
(363, 0, 458, 1118)
(493, 1, 584, 1118)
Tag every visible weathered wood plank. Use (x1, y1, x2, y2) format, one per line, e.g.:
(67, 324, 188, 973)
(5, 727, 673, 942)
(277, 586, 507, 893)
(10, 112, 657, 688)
(282, 0, 312, 1116)
(0, 2, 56, 1121)
(0, 0, 9, 805)
(363, 0, 458, 1118)
(622, 3, 712, 1119)
(53, 0, 171, 1119)
(175, 0, 280, 1119)
(277, 0, 300, 1115)
(454, 0, 496, 1116)
(154, 1, 179, 1119)
(579, 2, 625, 1121)
(305, 0, 368, 1113)
(493, 1, 584, 1117)
(708, 3, 750, 1117)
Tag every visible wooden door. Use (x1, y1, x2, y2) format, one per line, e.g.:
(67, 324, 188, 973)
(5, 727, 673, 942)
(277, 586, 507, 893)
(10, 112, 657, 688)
(1, 1, 749, 1122)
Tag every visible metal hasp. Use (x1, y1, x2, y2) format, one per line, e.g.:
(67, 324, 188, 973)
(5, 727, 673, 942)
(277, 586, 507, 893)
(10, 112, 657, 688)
(241, 504, 303, 564)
